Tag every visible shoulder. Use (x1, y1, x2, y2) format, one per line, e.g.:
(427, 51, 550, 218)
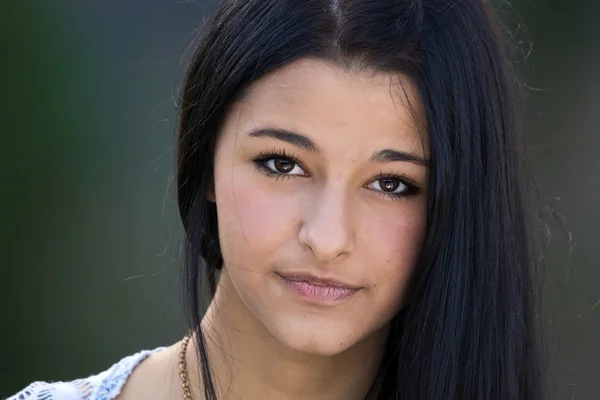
(6, 347, 165, 400)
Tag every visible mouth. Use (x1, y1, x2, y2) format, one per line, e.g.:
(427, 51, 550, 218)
(276, 273, 361, 306)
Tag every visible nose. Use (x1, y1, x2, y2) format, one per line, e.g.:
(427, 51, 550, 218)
(298, 185, 355, 264)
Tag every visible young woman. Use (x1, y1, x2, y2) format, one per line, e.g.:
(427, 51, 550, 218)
(9, 0, 546, 399)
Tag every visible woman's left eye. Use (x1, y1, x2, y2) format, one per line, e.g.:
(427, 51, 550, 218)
(366, 176, 414, 197)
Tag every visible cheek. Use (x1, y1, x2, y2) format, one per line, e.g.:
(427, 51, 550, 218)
(362, 203, 426, 303)
(214, 167, 305, 261)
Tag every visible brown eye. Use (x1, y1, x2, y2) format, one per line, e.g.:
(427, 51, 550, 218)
(379, 177, 401, 192)
(261, 157, 306, 176)
(274, 158, 295, 173)
(366, 175, 411, 197)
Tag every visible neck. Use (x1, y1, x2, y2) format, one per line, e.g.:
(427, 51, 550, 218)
(191, 268, 389, 400)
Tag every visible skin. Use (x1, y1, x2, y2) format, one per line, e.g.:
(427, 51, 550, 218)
(118, 58, 428, 400)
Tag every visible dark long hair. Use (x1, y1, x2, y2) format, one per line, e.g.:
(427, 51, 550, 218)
(176, 0, 546, 398)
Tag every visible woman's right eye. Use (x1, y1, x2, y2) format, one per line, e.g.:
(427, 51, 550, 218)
(255, 156, 307, 177)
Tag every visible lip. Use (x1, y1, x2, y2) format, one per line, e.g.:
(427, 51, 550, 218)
(276, 272, 361, 306)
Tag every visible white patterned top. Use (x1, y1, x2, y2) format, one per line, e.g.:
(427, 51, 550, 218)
(6, 347, 165, 400)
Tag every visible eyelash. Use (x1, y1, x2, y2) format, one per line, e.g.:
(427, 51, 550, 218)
(251, 149, 420, 200)
(252, 149, 306, 181)
(373, 172, 420, 201)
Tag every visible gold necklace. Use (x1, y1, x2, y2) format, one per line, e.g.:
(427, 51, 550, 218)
(179, 332, 193, 400)
(179, 331, 379, 400)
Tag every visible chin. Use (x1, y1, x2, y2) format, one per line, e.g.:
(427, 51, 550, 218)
(279, 332, 356, 357)
(266, 315, 364, 357)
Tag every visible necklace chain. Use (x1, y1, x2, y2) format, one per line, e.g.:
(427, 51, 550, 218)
(179, 332, 193, 400)
(178, 331, 380, 400)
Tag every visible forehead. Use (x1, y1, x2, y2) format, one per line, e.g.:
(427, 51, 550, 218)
(232, 58, 428, 157)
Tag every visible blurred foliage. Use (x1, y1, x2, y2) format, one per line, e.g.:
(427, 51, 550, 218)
(1, 0, 599, 398)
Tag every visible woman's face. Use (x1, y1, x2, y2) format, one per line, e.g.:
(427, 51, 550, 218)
(212, 58, 428, 356)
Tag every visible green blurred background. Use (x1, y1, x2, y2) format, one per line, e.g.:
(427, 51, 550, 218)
(1, 1, 598, 398)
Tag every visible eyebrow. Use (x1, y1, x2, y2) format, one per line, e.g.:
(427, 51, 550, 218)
(247, 128, 318, 152)
(246, 127, 428, 167)
(369, 149, 429, 167)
